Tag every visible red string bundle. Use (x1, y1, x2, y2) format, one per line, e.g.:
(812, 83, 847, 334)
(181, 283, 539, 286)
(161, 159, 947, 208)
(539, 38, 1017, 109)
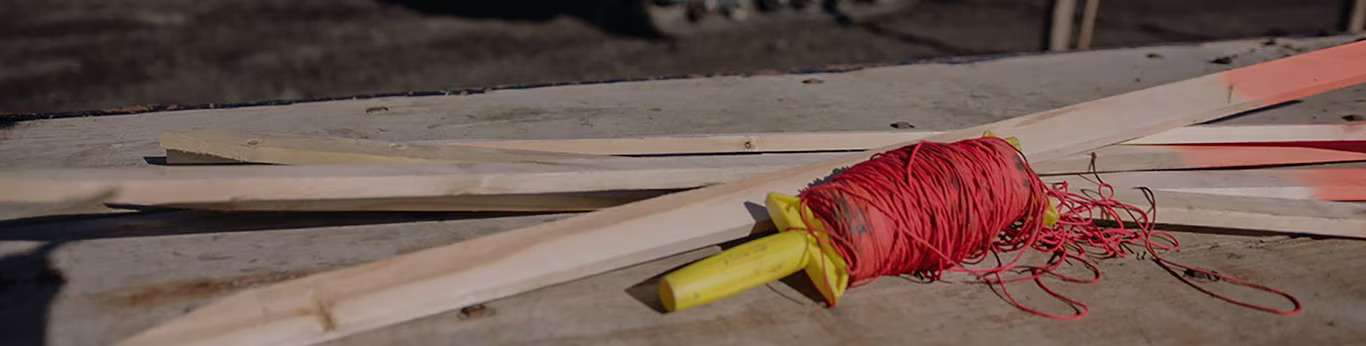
(797, 137, 1301, 319)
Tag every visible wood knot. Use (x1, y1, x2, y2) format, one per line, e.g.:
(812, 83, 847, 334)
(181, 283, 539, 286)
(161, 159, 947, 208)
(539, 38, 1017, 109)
(309, 294, 337, 331)
(458, 304, 494, 320)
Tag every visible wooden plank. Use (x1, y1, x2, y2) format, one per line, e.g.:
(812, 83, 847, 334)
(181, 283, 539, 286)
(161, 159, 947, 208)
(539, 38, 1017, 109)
(1046, 168, 1366, 191)
(161, 167, 1366, 209)
(1045, 168, 1366, 201)
(0, 191, 118, 220)
(164, 127, 1366, 170)
(400, 123, 1366, 156)
(1032, 144, 1366, 176)
(147, 168, 1366, 212)
(0, 155, 796, 206)
(115, 42, 1366, 346)
(173, 191, 677, 212)
(1049, 0, 1078, 51)
(1160, 186, 1366, 201)
(8, 146, 1366, 211)
(1077, 0, 1100, 49)
(1116, 189, 1366, 239)
(161, 131, 598, 165)
(1351, 0, 1366, 33)
(159, 168, 1366, 209)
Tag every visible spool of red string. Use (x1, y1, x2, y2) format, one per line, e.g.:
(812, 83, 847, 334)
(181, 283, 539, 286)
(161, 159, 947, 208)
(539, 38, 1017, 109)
(796, 136, 1301, 319)
(799, 137, 1048, 284)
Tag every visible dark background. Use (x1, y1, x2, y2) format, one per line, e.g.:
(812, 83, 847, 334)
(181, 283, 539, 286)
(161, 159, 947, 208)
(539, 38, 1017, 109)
(0, 0, 1351, 114)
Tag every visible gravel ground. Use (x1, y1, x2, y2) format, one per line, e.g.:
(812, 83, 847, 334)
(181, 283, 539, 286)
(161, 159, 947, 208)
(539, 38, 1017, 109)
(0, 0, 1349, 114)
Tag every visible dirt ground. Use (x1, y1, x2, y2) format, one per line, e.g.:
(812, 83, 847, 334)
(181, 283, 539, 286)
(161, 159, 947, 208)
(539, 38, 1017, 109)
(0, 0, 1351, 114)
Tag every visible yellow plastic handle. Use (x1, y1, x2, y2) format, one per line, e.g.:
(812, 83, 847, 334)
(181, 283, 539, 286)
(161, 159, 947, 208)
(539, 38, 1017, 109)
(660, 193, 849, 312)
(659, 231, 813, 312)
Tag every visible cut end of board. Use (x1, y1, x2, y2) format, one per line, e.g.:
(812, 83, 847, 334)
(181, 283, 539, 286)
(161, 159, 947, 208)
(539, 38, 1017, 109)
(1224, 40, 1366, 103)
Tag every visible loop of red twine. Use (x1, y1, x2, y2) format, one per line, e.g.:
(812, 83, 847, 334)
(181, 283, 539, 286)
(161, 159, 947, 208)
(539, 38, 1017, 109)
(796, 137, 1301, 319)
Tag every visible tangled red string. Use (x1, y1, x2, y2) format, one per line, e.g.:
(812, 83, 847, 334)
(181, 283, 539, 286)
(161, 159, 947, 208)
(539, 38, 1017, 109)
(797, 137, 1301, 319)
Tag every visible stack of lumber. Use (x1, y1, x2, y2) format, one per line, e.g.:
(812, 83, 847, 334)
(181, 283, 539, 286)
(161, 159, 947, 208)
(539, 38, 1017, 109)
(1, 39, 1364, 346)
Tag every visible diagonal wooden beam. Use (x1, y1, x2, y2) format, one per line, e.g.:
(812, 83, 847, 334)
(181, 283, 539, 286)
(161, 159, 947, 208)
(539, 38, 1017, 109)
(118, 41, 1366, 346)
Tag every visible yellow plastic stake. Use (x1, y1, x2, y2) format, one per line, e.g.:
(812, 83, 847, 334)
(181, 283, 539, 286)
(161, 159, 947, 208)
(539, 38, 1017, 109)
(660, 193, 848, 312)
